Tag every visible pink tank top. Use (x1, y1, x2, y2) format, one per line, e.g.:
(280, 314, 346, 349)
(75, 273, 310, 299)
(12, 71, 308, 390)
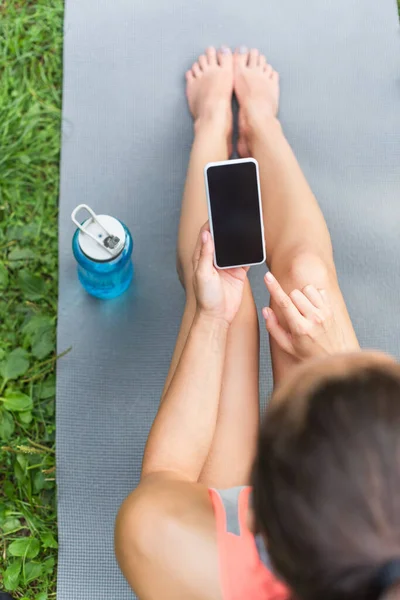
(209, 487, 290, 600)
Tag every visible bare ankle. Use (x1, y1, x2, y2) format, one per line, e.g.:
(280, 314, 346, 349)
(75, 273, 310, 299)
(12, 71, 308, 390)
(246, 114, 282, 150)
(193, 114, 232, 156)
(194, 110, 231, 134)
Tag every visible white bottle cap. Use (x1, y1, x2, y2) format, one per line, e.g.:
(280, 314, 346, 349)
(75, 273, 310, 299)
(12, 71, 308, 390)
(71, 204, 126, 262)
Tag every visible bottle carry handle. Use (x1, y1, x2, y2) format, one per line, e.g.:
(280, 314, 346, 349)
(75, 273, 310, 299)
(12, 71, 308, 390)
(71, 204, 123, 257)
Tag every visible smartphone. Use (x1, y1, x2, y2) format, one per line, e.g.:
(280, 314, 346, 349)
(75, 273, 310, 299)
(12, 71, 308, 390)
(204, 158, 266, 269)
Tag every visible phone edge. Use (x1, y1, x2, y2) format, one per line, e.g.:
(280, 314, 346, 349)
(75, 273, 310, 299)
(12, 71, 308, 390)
(204, 158, 266, 270)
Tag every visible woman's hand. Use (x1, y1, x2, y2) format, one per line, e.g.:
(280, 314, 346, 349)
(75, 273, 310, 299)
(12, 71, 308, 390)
(192, 224, 249, 325)
(263, 271, 346, 360)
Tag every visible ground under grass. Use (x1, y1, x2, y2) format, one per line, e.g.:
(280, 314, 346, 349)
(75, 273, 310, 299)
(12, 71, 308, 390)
(0, 0, 63, 597)
(1, 0, 399, 598)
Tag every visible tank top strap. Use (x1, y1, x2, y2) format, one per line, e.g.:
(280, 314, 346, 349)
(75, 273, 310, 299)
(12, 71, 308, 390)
(209, 487, 290, 600)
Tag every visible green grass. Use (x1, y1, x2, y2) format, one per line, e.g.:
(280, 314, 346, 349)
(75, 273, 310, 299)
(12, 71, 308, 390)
(0, 0, 63, 597)
(0, 0, 399, 598)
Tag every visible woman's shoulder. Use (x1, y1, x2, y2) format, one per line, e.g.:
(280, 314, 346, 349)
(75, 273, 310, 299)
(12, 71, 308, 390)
(116, 474, 223, 600)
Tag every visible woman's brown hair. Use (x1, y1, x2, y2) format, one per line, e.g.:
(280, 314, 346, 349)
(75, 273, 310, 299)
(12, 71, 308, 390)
(252, 363, 400, 600)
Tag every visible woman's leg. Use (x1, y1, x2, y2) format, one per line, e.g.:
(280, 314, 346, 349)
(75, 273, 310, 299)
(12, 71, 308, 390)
(234, 48, 360, 384)
(159, 47, 260, 488)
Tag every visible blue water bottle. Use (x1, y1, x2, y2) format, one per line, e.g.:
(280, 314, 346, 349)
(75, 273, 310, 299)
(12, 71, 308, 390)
(71, 204, 134, 299)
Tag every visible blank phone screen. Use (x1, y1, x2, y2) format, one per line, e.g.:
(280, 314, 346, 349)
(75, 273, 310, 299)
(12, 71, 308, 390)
(207, 161, 264, 268)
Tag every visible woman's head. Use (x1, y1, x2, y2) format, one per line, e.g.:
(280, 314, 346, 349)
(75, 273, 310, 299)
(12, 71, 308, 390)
(252, 351, 400, 600)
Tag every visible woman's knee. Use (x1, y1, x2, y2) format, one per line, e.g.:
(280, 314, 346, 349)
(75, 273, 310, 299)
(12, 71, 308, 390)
(275, 250, 336, 293)
(115, 490, 163, 573)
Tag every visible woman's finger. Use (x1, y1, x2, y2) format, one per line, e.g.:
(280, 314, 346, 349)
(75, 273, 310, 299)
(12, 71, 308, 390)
(192, 231, 203, 270)
(289, 288, 318, 318)
(263, 307, 295, 356)
(197, 230, 215, 277)
(265, 272, 304, 331)
(201, 221, 211, 234)
(224, 266, 249, 282)
(192, 222, 211, 270)
(302, 284, 325, 309)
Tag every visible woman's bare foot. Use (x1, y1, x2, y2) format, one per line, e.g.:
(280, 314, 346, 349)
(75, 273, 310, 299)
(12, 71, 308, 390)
(234, 47, 280, 158)
(186, 46, 234, 155)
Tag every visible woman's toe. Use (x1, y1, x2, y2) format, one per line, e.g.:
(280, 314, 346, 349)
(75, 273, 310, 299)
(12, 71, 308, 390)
(206, 46, 217, 66)
(198, 54, 208, 71)
(192, 62, 202, 78)
(235, 46, 249, 67)
(259, 54, 267, 69)
(218, 45, 232, 66)
(264, 64, 273, 77)
(248, 48, 259, 68)
(271, 70, 279, 82)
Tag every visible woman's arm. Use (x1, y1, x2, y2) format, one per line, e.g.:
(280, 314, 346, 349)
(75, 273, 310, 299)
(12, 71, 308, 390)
(142, 225, 249, 482)
(142, 311, 228, 481)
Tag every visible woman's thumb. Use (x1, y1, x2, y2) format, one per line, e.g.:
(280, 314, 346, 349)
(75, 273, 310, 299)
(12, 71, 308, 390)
(198, 230, 215, 275)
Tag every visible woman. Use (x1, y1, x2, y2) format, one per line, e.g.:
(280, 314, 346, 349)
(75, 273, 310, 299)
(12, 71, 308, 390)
(115, 46, 399, 599)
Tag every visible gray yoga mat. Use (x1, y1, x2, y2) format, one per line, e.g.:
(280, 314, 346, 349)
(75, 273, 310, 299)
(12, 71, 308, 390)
(57, 1, 400, 598)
